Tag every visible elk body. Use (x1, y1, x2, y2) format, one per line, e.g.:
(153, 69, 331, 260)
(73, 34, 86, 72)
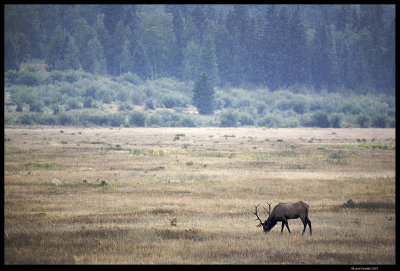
(253, 201, 312, 235)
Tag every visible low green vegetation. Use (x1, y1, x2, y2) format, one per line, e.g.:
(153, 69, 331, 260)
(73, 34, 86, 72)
(4, 69, 395, 128)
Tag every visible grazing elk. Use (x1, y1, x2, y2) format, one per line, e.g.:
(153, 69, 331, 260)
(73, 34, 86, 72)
(252, 201, 312, 235)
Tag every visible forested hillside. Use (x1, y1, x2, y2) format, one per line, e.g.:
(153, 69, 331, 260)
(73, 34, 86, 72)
(4, 4, 396, 128)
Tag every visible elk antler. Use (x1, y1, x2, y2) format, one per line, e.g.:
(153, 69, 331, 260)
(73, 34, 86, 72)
(252, 204, 265, 227)
(263, 202, 272, 217)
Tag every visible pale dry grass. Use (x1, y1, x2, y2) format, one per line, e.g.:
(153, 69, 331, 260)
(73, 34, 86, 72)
(4, 126, 395, 264)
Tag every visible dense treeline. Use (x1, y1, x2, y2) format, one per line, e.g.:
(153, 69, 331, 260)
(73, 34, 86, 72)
(5, 4, 395, 95)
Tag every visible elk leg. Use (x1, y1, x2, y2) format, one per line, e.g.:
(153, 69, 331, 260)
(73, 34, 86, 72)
(285, 221, 291, 234)
(306, 217, 312, 235)
(302, 220, 307, 235)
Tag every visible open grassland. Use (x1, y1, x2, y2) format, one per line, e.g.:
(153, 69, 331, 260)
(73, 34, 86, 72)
(4, 127, 395, 264)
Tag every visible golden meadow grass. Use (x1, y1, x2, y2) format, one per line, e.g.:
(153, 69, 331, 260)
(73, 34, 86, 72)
(4, 127, 395, 264)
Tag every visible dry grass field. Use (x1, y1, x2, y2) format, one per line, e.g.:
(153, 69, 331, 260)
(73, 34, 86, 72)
(4, 126, 395, 264)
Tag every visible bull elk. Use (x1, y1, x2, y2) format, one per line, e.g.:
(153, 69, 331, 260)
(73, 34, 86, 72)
(252, 201, 312, 235)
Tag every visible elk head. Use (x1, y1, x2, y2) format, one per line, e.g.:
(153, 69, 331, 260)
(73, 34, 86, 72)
(252, 203, 274, 233)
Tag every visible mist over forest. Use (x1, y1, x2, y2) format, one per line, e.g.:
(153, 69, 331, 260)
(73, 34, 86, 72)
(4, 4, 396, 128)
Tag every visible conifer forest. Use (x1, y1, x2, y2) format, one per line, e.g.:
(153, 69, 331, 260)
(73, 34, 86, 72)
(4, 4, 396, 128)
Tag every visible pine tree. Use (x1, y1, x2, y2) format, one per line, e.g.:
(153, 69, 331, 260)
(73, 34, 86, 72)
(120, 39, 133, 74)
(192, 72, 215, 115)
(62, 34, 80, 70)
(287, 7, 308, 86)
(172, 7, 185, 79)
(4, 32, 19, 71)
(86, 35, 106, 74)
(182, 41, 201, 82)
(73, 18, 96, 72)
(132, 42, 152, 80)
(46, 26, 65, 71)
(200, 35, 219, 86)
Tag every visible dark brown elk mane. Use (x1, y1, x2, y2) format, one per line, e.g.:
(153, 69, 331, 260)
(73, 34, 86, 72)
(252, 201, 312, 235)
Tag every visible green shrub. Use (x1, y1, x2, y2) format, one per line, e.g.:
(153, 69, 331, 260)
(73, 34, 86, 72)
(51, 104, 61, 115)
(157, 110, 181, 127)
(235, 98, 251, 108)
(66, 97, 82, 110)
(118, 102, 132, 111)
(109, 113, 126, 127)
(49, 70, 65, 83)
(307, 111, 330, 128)
(85, 86, 97, 98)
(64, 70, 80, 83)
(81, 113, 109, 126)
(129, 111, 146, 127)
(18, 112, 36, 125)
(37, 113, 57, 125)
(329, 113, 342, 128)
(180, 116, 196, 127)
(372, 115, 387, 128)
(57, 112, 77, 125)
(238, 112, 254, 126)
(83, 97, 95, 108)
(162, 94, 185, 109)
(131, 91, 144, 105)
(219, 109, 238, 127)
(257, 114, 282, 127)
(117, 72, 142, 85)
(5, 70, 20, 84)
(356, 114, 370, 128)
(117, 88, 130, 102)
(28, 98, 44, 113)
(256, 102, 267, 115)
(145, 99, 155, 110)
(146, 113, 162, 127)
(17, 71, 43, 86)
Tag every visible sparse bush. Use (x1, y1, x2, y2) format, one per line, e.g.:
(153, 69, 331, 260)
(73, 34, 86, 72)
(343, 199, 356, 208)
